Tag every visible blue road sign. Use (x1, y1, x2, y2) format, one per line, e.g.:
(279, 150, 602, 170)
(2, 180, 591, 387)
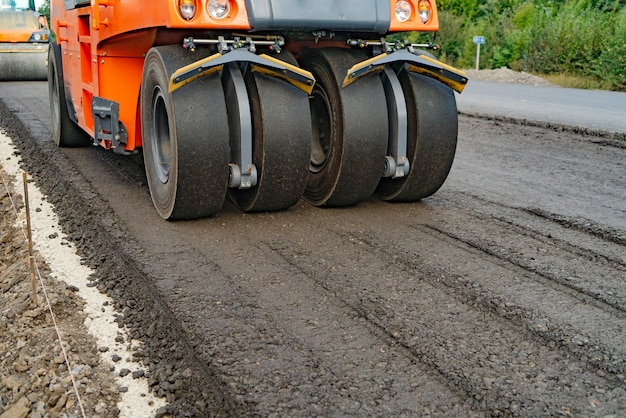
(473, 36, 485, 44)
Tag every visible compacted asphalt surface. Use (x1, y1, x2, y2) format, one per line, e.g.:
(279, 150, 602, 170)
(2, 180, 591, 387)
(1, 80, 624, 416)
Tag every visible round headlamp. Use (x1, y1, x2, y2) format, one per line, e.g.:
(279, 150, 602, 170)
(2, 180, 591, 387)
(418, 0, 432, 23)
(208, 0, 231, 20)
(179, 0, 196, 20)
(395, 1, 413, 23)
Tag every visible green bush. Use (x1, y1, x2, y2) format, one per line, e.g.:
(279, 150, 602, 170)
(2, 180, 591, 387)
(432, 0, 626, 90)
(591, 8, 626, 89)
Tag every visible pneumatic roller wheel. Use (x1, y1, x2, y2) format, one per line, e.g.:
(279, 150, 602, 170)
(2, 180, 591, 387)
(299, 48, 388, 207)
(227, 51, 311, 212)
(141, 46, 230, 220)
(48, 44, 91, 147)
(374, 71, 458, 201)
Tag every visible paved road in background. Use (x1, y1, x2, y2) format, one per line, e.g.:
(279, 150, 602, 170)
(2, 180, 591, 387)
(456, 80, 626, 135)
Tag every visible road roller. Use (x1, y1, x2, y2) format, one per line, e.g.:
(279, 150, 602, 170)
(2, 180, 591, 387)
(0, 0, 49, 80)
(48, 0, 467, 219)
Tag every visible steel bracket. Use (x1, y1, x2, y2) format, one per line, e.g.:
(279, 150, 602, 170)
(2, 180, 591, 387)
(222, 63, 257, 189)
(169, 43, 315, 95)
(343, 47, 468, 93)
(92, 97, 134, 155)
(381, 67, 410, 179)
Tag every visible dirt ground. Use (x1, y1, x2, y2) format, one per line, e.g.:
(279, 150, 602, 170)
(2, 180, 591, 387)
(1, 68, 624, 417)
(0, 169, 122, 418)
(463, 68, 555, 86)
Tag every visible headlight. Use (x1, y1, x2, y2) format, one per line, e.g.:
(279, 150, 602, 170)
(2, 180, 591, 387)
(395, 1, 412, 23)
(418, 0, 432, 23)
(28, 31, 49, 43)
(179, 0, 196, 20)
(208, 0, 231, 20)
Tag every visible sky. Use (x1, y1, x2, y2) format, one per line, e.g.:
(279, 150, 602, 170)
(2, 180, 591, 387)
(1, 0, 45, 10)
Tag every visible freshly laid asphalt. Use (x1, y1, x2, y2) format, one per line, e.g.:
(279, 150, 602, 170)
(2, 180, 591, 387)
(456, 80, 626, 136)
(2, 80, 625, 417)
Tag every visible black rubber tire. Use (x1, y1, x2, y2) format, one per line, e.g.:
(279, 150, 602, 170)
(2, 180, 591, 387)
(298, 48, 388, 207)
(141, 46, 230, 220)
(374, 71, 458, 201)
(228, 52, 311, 212)
(48, 44, 91, 147)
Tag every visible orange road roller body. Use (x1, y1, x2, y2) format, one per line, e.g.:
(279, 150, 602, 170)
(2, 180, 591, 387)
(49, 0, 467, 219)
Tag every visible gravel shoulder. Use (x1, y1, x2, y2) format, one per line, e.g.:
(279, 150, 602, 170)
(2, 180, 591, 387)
(1, 133, 167, 417)
(463, 68, 555, 86)
(0, 165, 122, 418)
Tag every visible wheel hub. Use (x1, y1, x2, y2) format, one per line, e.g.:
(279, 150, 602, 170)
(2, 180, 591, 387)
(151, 86, 172, 184)
(309, 86, 332, 174)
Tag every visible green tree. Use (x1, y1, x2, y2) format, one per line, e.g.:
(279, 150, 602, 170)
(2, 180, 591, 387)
(431, 0, 625, 90)
(38, 0, 49, 19)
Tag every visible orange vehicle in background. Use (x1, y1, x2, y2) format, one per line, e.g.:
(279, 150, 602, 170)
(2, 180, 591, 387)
(0, 0, 49, 80)
(48, 0, 467, 220)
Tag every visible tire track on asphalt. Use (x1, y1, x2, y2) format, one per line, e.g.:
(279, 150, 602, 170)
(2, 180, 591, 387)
(444, 192, 625, 266)
(422, 193, 626, 316)
(524, 207, 626, 247)
(339, 200, 626, 377)
(424, 220, 626, 313)
(149, 236, 477, 416)
(265, 201, 626, 416)
(402, 223, 626, 373)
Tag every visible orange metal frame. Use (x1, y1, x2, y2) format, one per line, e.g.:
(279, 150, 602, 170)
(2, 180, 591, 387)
(51, 0, 438, 152)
